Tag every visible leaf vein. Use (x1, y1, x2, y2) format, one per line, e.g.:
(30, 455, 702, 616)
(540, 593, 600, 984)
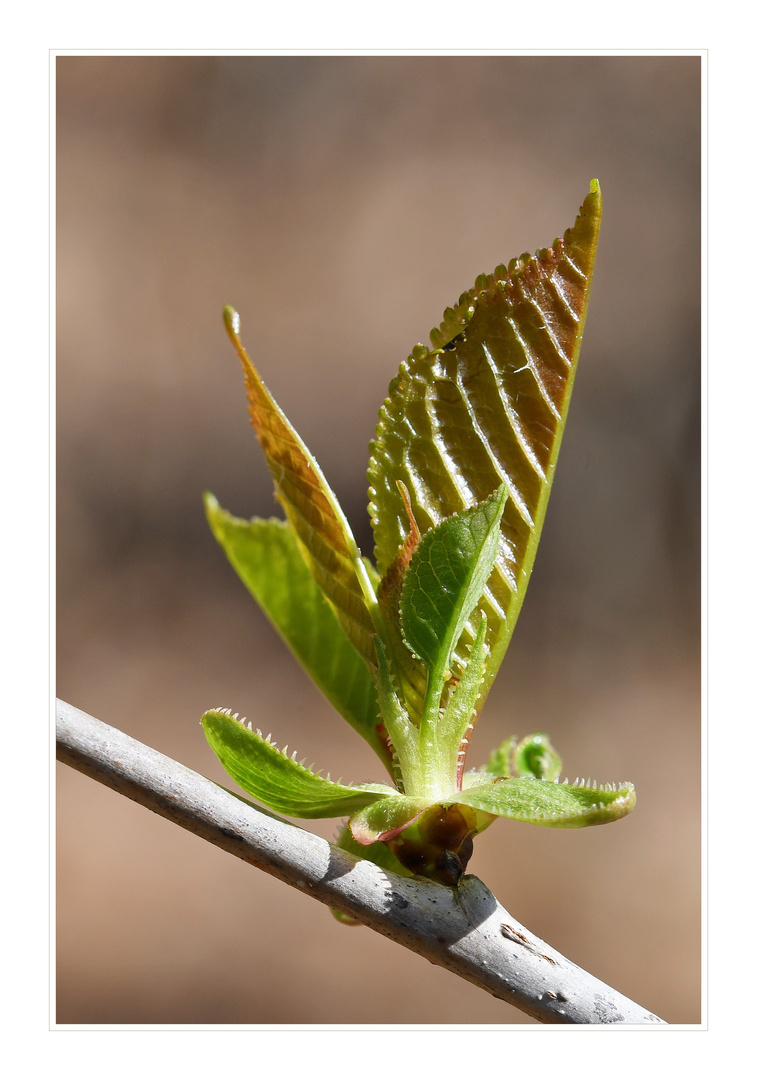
(543, 275, 581, 324)
(479, 344, 547, 485)
(504, 316, 561, 421)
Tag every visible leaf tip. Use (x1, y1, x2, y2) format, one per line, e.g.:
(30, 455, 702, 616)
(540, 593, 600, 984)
(223, 304, 241, 337)
(573, 180, 603, 232)
(202, 491, 220, 523)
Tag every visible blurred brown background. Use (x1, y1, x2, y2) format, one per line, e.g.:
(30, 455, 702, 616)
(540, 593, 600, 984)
(56, 55, 701, 1025)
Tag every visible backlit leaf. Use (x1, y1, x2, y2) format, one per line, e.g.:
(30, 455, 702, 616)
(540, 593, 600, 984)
(368, 182, 602, 708)
(223, 306, 378, 667)
(204, 495, 392, 772)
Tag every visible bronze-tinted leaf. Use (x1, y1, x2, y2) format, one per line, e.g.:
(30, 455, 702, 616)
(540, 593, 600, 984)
(223, 307, 378, 667)
(368, 182, 602, 701)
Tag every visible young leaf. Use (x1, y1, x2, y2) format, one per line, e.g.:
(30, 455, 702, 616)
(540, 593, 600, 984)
(349, 793, 430, 845)
(485, 736, 517, 778)
(454, 775, 636, 828)
(373, 638, 421, 788)
(483, 732, 562, 780)
(202, 709, 393, 818)
(400, 484, 507, 684)
(374, 482, 428, 722)
(512, 733, 562, 781)
(369, 182, 603, 710)
(334, 821, 413, 876)
(204, 495, 393, 772)
(223, 306, 379, 667)
(435, 615, 489, 790)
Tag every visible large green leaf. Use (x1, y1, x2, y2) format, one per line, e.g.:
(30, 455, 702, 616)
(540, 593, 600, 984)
(222, 306, 379, 667)
(202, 709, 393, 818)
(368, 182, 602, 707)
(204, 495, 392, 772)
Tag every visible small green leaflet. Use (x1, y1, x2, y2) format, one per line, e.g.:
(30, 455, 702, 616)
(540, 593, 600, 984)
(349, 794, 430, 845)
(202, 710, 393, 818)
(485, 733, 563, 780)
(455, 776, 636, 828)
(399, 484, 507, 684)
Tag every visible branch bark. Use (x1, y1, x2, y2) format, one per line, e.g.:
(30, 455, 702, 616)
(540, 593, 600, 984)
(56, 698, 665, 1025)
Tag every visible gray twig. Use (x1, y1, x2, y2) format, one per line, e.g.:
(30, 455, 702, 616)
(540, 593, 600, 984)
(56, 698, 665, 1025)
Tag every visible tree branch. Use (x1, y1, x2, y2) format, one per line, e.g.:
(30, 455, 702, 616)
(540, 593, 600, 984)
(56, 698, 665, 1025)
